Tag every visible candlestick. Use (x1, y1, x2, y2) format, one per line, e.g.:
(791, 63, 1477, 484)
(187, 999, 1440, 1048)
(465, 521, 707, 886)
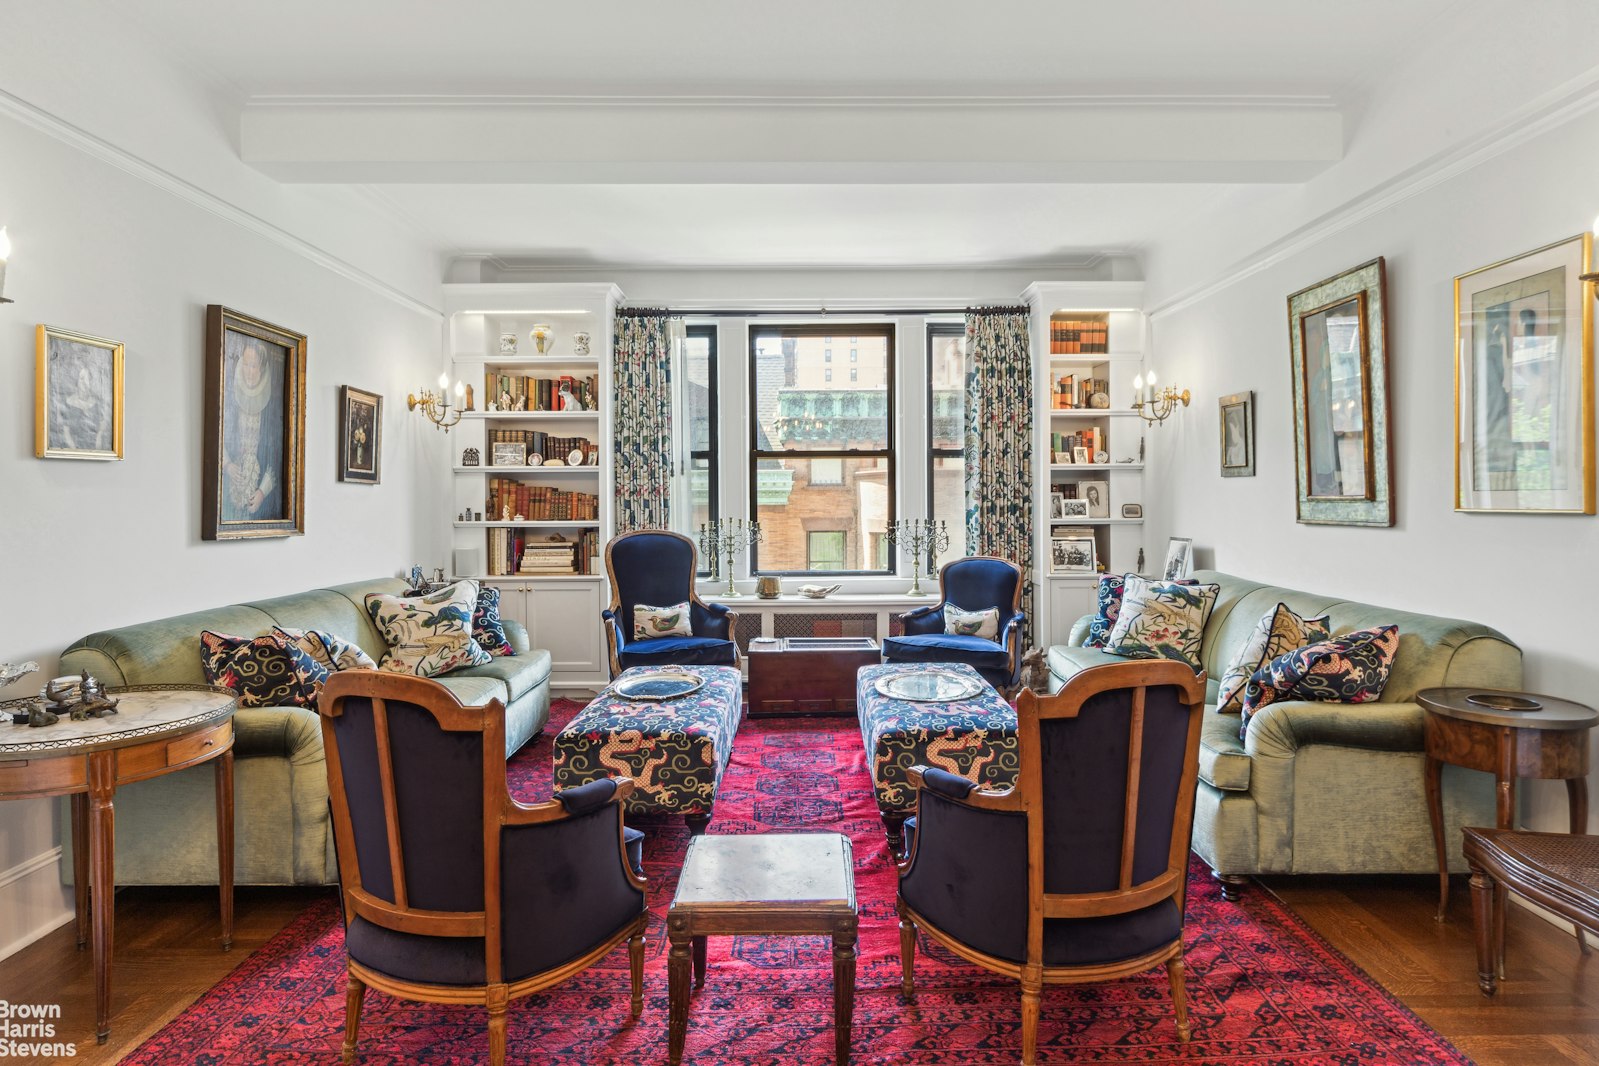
(698, 518, 762, 597)
(885, 518, 952, 596)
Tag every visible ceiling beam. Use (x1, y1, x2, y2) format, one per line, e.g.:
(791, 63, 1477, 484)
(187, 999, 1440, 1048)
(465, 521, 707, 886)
(240, 96, 1342, 184)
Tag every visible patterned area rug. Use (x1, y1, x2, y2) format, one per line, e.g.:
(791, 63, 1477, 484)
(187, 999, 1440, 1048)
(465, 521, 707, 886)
(126, 699, 1469, 1065)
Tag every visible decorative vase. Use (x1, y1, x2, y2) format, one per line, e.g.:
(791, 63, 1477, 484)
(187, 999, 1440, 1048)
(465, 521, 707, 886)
(756, 576, 781, 599)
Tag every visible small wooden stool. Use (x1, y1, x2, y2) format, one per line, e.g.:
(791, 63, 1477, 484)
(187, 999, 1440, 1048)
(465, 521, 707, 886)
(1462, 827, 1599, 996)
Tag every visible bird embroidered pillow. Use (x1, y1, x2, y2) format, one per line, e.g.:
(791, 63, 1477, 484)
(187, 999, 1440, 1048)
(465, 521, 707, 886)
(633, 602, 693, 641)
(364, 580, 491, 678)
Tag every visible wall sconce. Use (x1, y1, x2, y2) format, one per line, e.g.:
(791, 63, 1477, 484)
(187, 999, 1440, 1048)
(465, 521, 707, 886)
(0, 227, 12, 304)
(407, 372, 464, 432)
(1131, 370, 1189, 426)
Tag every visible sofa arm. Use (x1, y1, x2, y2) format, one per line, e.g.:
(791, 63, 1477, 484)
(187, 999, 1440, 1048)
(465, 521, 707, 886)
(503, 619, 532, 655)
(1067, 613, 1095, 648)
(1244, 699, 1425, 760)
(234, 706, 324, 763)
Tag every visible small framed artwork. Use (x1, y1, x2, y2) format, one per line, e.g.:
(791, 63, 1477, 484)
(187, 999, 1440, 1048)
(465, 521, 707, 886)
(1058, 498, 1090, 519)
(1454, 233, 1594, 514)
(1080, 480, 1110, 518)
(1287, 258, 1393, 526)
(499, 332, 518, 355)
(35, 325, 125, 460)
(1120, 503, 1143, 519)
(492, 442, 528, 467)
(1072, 446, 1091, 465)
(1051, 535, 1096, 574)
(1049, 490, 1066, 520)
(202, 306, 306, 540)
(338, 386, 382, 484)
(1162, 537, 1193, 581)
(1219, 390, 1255, 478)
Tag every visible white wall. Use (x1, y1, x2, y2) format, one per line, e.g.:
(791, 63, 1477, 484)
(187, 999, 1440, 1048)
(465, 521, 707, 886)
(0, 109, 449, 959)
(1144, 104, 1599, 835)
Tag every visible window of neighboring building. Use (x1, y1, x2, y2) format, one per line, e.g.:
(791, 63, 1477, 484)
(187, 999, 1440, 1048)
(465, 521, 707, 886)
(684, 325, 718, 574)
(927, 323, 969, 567)
(849, 367, 858, 382)
(850, 350, 857, 362)
(825, 348, 832, 359)
(749, 323, 895, 575)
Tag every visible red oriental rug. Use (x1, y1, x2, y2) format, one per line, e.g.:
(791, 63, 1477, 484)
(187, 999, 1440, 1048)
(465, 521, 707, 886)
(126, 700, 1469, 1065)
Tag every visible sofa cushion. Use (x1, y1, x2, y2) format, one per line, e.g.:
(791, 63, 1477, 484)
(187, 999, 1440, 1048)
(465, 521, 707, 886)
(1240, 625, 1400, 736)
(882, 633, 1010, 672)
(1045, 643, 1130, 686)
(617, 635, 737, 668)
(1215, 603, 1330, 713)
(1085, 574, 1196, 649)
(199, 630, 329, 708)
(1104, 577, 1219, 670)
(944, 604, 1000, 640)
(1198, 711, 1252, 792)
(449, 648, 552, 704)
(471, 584, 515, 657)
(365, 581, 492, 678)
(433, 674, 510, 708)
(273, 626, 377, 673)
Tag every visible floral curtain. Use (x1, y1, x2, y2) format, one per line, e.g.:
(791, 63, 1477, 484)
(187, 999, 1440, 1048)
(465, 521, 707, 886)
(964, 308, 1034, 640)
(613, 312, 673, 533)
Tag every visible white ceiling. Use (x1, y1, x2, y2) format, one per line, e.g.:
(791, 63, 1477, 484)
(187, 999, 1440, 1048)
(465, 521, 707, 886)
(109, 0, 1471, 269)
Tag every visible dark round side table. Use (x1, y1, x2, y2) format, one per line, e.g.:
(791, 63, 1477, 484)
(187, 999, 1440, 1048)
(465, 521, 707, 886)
(1418, 686, 1598, 924)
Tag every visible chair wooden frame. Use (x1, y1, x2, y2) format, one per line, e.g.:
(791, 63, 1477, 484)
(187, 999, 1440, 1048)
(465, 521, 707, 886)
(602, 528, 738, 679)
(895, 660, 1208, 1065)
(894, 555, 1025, 695)
(319, 671, 648, 1066)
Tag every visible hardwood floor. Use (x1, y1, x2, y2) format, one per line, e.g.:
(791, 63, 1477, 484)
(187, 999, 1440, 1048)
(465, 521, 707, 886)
(2, 875, 1595, 1064)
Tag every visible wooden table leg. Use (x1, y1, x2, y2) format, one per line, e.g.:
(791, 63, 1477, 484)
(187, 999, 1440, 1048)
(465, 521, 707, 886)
(691, 935, 707, 988)
(215, 748, 235, 950)
(72, 791, 89, 949)
(833, 920, 857, 1066)
(1424, 754, 1449, 921)
(1569, 776, 1591, 954)
(667, 915, 691, 1066)
(1493, 731, 1515, 979)
(87, 752, 116, 1044)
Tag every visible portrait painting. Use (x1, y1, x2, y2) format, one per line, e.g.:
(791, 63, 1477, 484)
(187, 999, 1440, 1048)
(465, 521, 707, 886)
(1455, 233, 1593, 513)
(35, 325, 124, 460)
(202, 306, 306, 539)
(1287, 258, 1393, 526)
(339, 386, 382, 484)
(1219, 390, 1255, 477)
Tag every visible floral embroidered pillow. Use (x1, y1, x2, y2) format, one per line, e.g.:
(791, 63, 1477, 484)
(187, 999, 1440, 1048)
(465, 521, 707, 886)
(634, 602, 692, 641)
(273, 626, 378, 673)
(364, 580, 491, 678)
(943, 604, 1000, 641)
(1087, 573, 1196, 649)
(1103, 576, 1220, 671)
(1239, 625, 1400, 739)
(1215, 603, 1331, 713)
(199, 630, 329, 708)
(472, 584, 515, 657)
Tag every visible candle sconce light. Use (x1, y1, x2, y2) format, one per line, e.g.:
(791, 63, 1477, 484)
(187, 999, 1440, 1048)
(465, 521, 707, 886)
(408, 371, 465, 432)
(1131, 369, 1189, 427)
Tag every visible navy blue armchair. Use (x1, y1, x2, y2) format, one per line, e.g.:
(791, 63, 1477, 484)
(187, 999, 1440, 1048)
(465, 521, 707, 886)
(882, 556, 1024, 692)
(601, 530, 738, 678)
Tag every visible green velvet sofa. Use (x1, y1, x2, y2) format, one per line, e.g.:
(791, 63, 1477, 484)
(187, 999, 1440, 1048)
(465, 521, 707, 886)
(58, 578, 552, 886)
(1047, 570, 1517, 898)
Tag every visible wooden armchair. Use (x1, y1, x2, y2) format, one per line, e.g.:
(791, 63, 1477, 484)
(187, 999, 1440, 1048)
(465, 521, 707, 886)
(602, 529, 738, 678)
(895, 660, 1208, 1064)
(318, 671, 648, 1066)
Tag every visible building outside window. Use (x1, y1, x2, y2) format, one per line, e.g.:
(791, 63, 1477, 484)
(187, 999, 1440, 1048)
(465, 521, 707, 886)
(806, 531, 847, 571)
(927, 323, 969, 566)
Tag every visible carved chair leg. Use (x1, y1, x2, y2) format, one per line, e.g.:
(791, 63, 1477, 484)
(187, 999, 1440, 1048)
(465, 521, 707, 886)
(898, 909, 917, 1003)
(882, 813, 906, 859)
(685, 813, 711, 836)
(486, 983, 509, 1066)
(1214, 871, 1248, 902)
(1019, 967, 1043, 1066)
(341, 972, 366, 1063)
(629, 931, 646, 1019)
(1165, 951, 1192, 1042)
(1469, 867, 1498, 996)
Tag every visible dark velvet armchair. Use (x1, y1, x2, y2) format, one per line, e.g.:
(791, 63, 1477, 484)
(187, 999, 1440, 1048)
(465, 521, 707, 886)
(896, 660, 1208, 1065)
(882, 556, 1024, 692)
(319, 672, 648, 1066)
(602, 529, 738, 678)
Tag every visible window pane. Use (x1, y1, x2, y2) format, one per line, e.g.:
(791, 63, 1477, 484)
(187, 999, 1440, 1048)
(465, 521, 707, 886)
(688, 455, 713, 536)
(684, 333, 713, 452)
(754, 456, 890, 572)
(806, 531, 846, 571)
(753, 329, 890, 452)
(930, 330, 968, 451)
(930, 456, 969, 565)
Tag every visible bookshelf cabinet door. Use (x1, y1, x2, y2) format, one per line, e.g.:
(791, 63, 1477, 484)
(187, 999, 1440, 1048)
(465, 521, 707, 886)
(526, 580, 605, 682)
(1048, 580, 1097, 647)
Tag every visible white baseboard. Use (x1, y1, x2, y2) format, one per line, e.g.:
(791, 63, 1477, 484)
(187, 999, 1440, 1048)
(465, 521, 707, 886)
(0, 847, 74, 962)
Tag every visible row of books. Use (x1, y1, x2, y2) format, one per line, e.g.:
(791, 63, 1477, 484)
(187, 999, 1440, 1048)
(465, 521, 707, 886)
(487, 529, 601, 576)
(486, 481, 599, 521)
(486, 373, 599, 412)
(1050, 373, 1110, 410)
(1049, 427, 1105, 460)
(1049, 319, 1110, 355)
(487, 431, 595, 465)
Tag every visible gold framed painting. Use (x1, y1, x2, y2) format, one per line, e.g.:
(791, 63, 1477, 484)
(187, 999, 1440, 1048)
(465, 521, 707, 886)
(1286, 257, 1394, 526)
(1454, 233, 1594, 514)
(338, 385, 382, 485)
(202, 305, 307, 539)
(35, 325, 125, 460)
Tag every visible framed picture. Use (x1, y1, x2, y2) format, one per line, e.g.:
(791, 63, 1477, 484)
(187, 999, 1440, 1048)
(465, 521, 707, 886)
(1058, 498, 1090, 519)
(202, 306, 306, 540)
(1455, 233, 1594, 514)
(339, 386, 382, 484)
(1080, 480, 1109, 518)
(1072, 446, 1091, 465)
(1120, 503, 1143, 519)
(34, 325, 124, 460)
(1287, 258, 1393, 526)
(1050, 535, 1096, 574)
(1162, 537, 1193, 581)
(1049, 491, 1066, 520)
(1219, 390, 1255, 478)
(492, 442, 528, 467)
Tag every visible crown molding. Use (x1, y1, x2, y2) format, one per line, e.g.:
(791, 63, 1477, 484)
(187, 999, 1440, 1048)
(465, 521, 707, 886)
(246, 92, 1339, 112)
(1147, 69, 1599, 319)
(0, 88, 443, 320)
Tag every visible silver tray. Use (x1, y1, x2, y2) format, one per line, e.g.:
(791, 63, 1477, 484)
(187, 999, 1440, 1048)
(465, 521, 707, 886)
(875, 669, 983, 703)
(613, 670, 705, 701)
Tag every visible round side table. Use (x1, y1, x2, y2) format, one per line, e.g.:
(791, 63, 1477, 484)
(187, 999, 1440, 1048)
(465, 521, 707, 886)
(0, 684, 238, 1043)
(1418, 686, 1598, 926)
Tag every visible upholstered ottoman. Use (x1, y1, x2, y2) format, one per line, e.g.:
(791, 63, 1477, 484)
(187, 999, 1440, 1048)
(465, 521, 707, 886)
(856, 662, 1018, 855)
(553, 665, 742, 835)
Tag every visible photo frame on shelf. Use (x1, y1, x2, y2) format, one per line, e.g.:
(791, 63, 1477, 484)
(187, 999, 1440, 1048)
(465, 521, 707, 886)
(1454, 233, 1594, 514)
(202, 305, 306, 540)
(492, 442, 528, 467)
(1072, 446, 1091, 465)
(1080, 480, 1109, 518)
(1162, 537, 1193, 580)
(1058, 498, 1090, 519)
(338, 386, 382, 485)
(1050, 535, 1096, 574)
(34, 324, 124, 461)
(1049, 490, 1066, 520)
(1120, 503, 1143, 519)
(1219, 390, 1255, 478)
(1287, 257, 1392, 526)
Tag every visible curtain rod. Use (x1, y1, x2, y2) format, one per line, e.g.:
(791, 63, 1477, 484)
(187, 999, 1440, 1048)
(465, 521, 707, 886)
(617, 305, 1029, 318)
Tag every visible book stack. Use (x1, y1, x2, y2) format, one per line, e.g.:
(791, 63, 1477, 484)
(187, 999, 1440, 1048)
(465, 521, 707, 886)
(486, 530, 601, 576)
(487, 431, 595, 465)
(519, 541, 580, 575)
(485, 373, 599, 412)
(1049, 372, 1111, 409)
(486, 480, 599, 521)
(1049, 319, 1109, 355)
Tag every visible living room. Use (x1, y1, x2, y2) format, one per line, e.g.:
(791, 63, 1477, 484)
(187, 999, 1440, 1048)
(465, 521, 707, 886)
(2, 2, 1598, 1063)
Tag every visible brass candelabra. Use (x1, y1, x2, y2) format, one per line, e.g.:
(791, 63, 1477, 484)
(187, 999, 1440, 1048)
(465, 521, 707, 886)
(886, 518, 950, 596)
(407, 373, 465, 432)
(698, 519, 762, 597)
(1130, 372, 1190, 427)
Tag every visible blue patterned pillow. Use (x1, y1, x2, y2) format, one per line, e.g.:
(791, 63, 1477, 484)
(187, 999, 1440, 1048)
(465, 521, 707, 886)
(1239, 625, 1400, 739)
(273, 627, 377, 672)
(1086, 573, 1197, 649)
(472, 585, 515, 657)
(199, 630, 329, 708)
